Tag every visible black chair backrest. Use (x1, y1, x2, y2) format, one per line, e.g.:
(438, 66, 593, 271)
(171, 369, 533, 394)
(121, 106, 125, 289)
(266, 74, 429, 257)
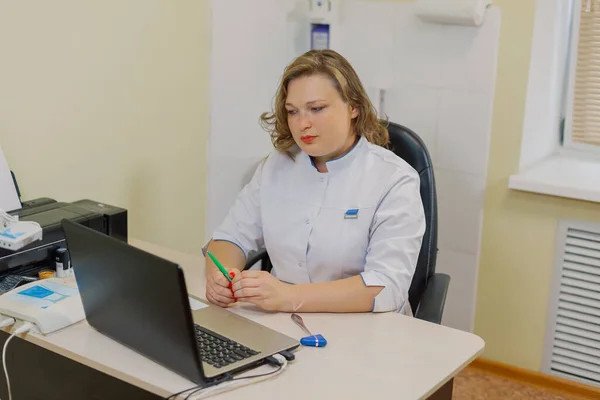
(385, 121, 438, 312)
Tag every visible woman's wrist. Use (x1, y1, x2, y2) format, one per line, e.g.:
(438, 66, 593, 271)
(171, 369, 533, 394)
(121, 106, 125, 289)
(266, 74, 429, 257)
(282, 282, 303, 312)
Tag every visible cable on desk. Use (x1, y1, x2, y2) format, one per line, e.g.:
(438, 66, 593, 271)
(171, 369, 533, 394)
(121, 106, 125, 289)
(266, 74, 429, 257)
(165, 387, 197, 400)
(230, 360, 284, 382)
(0, 316, 16, 400)
(165, 354, 287, 400)
(2, 322, 33, 400)
(165, 374, 233, 400)
(184, 355, 287, 400)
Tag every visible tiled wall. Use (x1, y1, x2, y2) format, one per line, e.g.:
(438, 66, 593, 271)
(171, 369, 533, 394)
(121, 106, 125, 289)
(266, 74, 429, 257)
(413, 12, 499, 333)
(338, 2, 501, 331)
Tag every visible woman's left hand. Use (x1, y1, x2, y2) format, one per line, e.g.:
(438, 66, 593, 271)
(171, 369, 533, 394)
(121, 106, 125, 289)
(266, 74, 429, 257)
(231, 271, 297, 312)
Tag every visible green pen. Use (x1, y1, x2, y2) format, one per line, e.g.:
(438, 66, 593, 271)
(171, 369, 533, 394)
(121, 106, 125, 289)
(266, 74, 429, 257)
(207, 251, 232, 282)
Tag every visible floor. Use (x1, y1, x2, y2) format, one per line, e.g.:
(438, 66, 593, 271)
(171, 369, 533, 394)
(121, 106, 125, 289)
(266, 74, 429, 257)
(453, 367, 587, 400)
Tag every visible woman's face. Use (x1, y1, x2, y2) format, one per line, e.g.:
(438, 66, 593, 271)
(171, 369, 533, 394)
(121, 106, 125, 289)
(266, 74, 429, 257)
(285, 74, 359, 165)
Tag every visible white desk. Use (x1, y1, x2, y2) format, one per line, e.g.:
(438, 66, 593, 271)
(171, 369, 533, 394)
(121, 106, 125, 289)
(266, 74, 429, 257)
(1, 240, 484, 399)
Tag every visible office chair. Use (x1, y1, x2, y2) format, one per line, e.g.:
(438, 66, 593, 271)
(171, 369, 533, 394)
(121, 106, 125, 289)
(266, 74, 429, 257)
(243, 121, 450, 324)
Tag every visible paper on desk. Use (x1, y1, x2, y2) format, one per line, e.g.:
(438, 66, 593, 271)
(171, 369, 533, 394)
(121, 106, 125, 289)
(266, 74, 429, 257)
(0, 145, 21, 212)
(9, 281, 79, 309)
(189, 296, 209, 311)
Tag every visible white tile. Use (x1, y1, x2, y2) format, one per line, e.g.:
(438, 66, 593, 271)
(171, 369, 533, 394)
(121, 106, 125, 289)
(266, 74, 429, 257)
(437, 90, 493, 174)
(436, 168, 485, 255)
(286, 0, 311, 59)
(336, 1, 397, 88)
(436, 248, 478, 332)
(385, 87, 440, 162)
(439, 8, 501, 92)
(392, 5, 444, 88)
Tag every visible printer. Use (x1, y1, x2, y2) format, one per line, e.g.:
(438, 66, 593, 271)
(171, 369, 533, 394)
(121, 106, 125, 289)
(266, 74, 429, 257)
(0, 198, 127, 276)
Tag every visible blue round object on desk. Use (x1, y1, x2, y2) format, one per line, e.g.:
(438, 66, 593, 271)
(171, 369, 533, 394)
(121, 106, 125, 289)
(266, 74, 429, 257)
(300, 334, 327, 347)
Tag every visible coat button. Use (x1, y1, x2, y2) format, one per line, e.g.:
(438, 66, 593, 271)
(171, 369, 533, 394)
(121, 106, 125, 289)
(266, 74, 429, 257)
(305, 219, 310, 224)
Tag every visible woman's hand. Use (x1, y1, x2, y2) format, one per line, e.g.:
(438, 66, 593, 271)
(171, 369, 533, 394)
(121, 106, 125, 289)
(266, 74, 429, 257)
(231, 271, 297, 312)
(206, 267, 240, 308)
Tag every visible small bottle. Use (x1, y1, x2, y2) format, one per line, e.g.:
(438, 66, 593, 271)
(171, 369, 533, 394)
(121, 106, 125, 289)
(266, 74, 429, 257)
(54, 248, 70, 278)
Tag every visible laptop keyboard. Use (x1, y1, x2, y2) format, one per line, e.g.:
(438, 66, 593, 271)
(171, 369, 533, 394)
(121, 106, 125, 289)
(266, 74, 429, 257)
(0, 275, 37, 294)
(194, 324, 260, 369)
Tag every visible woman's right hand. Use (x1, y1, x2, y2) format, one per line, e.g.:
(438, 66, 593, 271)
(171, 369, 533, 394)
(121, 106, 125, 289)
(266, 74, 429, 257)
(206, 267, 240, 307)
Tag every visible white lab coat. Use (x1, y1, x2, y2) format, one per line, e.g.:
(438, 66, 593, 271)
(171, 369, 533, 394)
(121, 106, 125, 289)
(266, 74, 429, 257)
(206, 136, 426, 315)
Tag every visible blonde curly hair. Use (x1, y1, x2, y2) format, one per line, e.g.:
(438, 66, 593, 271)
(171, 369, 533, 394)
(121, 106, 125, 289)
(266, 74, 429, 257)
(260, 49, 389, 155)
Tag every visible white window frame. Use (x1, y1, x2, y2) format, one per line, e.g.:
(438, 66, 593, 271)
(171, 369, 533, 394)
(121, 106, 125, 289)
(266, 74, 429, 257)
(562, 0, 600, 154)
(508, 0, 600, 204)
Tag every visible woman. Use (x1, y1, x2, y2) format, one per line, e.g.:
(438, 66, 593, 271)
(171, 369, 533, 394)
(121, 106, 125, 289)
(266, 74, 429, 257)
(203, 49, 425, 315)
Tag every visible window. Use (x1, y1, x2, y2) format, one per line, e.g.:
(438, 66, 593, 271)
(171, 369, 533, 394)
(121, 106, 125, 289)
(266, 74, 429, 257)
(563, 0, 600, 150)
(508, 0, 600, 203)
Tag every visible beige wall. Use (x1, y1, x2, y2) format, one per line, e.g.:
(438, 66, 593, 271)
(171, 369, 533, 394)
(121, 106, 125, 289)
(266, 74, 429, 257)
(475, 0, 600, 371)
(0, 1, 210, 255)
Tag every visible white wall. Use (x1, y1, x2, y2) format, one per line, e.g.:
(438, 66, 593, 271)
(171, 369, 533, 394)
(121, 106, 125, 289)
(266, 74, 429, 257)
(209, 0, 501, 332)
(208, 0, 297, 239)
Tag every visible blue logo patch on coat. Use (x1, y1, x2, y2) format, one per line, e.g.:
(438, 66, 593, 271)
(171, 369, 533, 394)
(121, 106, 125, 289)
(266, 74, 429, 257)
(344, 209, 359, 219)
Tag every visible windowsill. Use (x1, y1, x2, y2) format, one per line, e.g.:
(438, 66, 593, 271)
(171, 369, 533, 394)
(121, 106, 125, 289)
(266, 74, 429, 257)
(508, 151, 600, 203)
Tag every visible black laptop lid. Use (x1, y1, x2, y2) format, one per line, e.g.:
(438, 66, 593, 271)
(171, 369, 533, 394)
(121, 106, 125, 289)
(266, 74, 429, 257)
(61, 219, 205, 384)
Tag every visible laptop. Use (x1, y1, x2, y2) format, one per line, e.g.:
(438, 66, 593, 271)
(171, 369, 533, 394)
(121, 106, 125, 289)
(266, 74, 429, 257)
(61, 219, 299, 386)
